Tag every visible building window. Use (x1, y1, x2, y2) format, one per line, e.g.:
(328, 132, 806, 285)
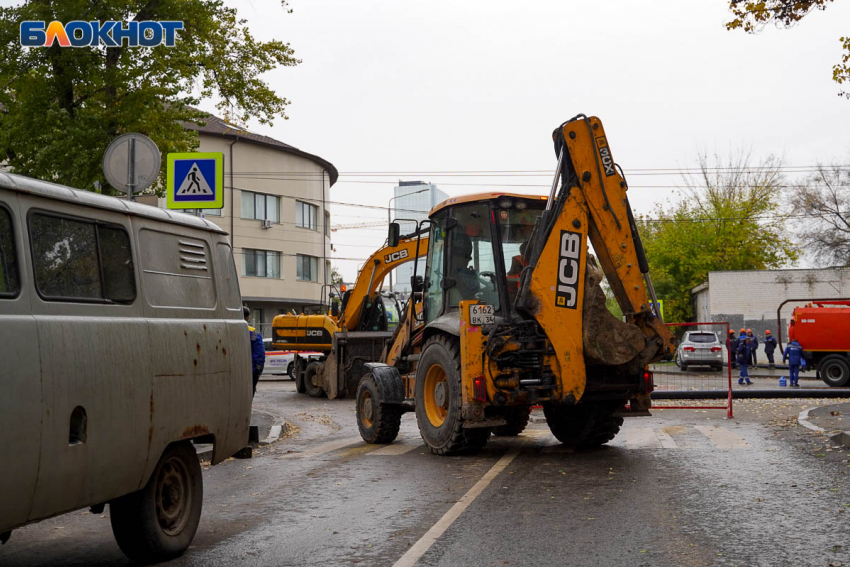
(29, 213, 136, 303)
(324, 211, 331, 237)
(296, 201, 318, 230)
(241, 191, 280, 223)
(243, 249, 281, 278)
(296, 254, 319, 282)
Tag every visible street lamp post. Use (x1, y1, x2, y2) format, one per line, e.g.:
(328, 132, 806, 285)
(387, 186, 429, 293)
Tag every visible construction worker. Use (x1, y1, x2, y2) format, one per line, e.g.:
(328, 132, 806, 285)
(763, 329, 778, 369)
(746, 329, 759, 366)
(737, 336, 753, 385)
(244, 306, 265, 396)
(783, 338, 804, 387)
(728, 330, 739, 370)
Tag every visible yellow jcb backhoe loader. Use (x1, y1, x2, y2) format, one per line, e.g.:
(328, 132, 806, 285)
(354, 115, 677, 454)
(271, 230, 429, 398)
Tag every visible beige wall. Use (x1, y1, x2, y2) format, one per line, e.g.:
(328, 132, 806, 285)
(195, 134, 332, 306)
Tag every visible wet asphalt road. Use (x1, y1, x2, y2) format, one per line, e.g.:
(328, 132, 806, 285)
(3, 379, 850, 567)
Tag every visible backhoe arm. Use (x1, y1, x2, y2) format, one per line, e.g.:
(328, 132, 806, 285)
(340, 233, 429, 331)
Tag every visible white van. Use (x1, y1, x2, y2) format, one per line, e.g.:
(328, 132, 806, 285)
(0, 173, 252, 563)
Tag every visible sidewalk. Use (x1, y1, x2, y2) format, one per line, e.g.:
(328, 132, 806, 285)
(651, 362, 819, 380)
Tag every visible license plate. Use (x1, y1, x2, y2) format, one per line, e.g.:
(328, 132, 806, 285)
(469, 304, 495, 326)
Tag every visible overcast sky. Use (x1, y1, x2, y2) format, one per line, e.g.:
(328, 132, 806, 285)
(215, 0, 850, 280)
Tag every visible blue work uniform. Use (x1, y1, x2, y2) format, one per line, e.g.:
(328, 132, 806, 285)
(737, 340, 752, 384)
(249, 325, 265, 395)
(729, 335, 739, 369)
(763, 335, 778, 365)
(783, 340, 803, 387)
(748, 334, 759, 366)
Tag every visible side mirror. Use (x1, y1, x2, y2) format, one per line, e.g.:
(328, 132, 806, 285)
(388, 222, 400, 248)
(411, 275, 424, 292)
(331, 301, 339, 318)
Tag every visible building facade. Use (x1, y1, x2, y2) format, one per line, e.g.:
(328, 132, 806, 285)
(179, 114, 337, 334)
(390, 181, 448, 294)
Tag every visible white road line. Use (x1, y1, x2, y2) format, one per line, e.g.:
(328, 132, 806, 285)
(368, 440, 422, 456)
(624, 427, 662, 449)
(392, 444, 525, 567)
(694, 425, 749, 449)
(288, 437, 362, 459)
(654, 428, 678, 449)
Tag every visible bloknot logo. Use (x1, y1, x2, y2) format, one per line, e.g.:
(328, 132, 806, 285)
(20, 20, 183, 47)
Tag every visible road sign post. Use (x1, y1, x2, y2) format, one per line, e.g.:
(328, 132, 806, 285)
(166, 152, 224, 210)
(102, 133, 161, 201)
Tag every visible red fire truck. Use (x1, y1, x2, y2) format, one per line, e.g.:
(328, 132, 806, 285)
(786, 300, 850, 387)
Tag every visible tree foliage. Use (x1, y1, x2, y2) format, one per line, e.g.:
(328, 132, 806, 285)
(726, 0, 850, 96)
(790, 162, 850, 266)
(0, 0, 298, 192)
(638, 151, 799, 322)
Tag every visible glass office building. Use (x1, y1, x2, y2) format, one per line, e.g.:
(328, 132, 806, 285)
(391, 181, 448, 294)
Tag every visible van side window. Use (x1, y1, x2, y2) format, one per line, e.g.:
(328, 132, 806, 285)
(29, 213, 136, 303)
(0, 206, 21, 298)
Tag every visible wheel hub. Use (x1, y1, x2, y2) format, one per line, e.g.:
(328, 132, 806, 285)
(434, 382, 447, 408)
(155, 457, 191, 536)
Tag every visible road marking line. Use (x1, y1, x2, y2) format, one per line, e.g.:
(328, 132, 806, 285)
(654, 429, 678, 449)
(624, 427, 661, 449)
(369, 441, 422, 456)
(694, 425, 749, 449)
(392, 444, 524, 567)
(288, 437, 362, 459)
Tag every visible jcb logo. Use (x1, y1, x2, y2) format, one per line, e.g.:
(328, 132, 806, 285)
(385, 249, 409, 264)
(555, 230, 581, 309)
(595, 136, 616, 177)
(306, 330, 323, 337)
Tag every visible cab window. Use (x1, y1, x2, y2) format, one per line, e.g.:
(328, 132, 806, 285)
(0, 206, 20, 298)
(424, 211, 446, 323)
(446, 203, 499, 311)
(499, 204, 544, 304)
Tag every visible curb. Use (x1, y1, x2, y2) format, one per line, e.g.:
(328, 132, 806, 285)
(797, 406, 850, 449)
(193, 419, 287, 462)
(259, 422, 285, 446)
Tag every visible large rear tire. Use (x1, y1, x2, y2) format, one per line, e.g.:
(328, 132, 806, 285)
(492, 406, 531, 437)
(110, 442, 203, 563)
(820, 356, 850, 387)
(304, 362, 326, 398)
(414, 335, 489, 455)
(356, 375, 403, 444)
(543, 403, 623, 449)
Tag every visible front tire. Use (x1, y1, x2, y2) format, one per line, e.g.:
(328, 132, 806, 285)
(356, 376, 402, 444)
(492, 406, 531, 437)
(110, 442, 203, 563)
(543, 403, 623, 449)
(414, 335, 489, 455)
(304, 362, 326, 398)
(820, 356, 850, 387)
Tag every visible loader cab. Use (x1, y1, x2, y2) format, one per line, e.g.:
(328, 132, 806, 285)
(422, 193, 546, 324)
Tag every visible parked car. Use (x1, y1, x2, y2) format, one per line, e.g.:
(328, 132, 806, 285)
(0, 173, 251, 563)
(262, 338, 322, 380)
(675, 330, 724, 371)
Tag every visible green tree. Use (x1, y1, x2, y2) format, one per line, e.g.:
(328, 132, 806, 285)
(0, 0, 298, 192)
(726, 0, 850, 97)
(638, 151, 798, 322)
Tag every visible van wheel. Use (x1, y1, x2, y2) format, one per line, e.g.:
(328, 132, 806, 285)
(287, 362, 295, 381)
(304, 362, 326, 398)
(820, 356, 850, 387)
(110, 442, 203, 563)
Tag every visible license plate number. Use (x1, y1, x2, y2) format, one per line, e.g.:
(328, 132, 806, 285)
(470, 304, 495, 326)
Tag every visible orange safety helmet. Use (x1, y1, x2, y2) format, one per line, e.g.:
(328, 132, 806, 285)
(739, 328, 746, 333)
(765, 329, 771, 334)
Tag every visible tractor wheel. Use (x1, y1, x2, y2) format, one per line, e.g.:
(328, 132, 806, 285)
(492, 406, 531, 437)
(543, 403, 623, 449)
(304, 362, 326, 398)
(356, 375, 402, 444)
(414, 335, 489, 455)
(819, 356, 850, 387)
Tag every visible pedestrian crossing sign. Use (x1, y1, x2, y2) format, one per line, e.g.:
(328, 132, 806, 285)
(166, 152, 224, 209)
